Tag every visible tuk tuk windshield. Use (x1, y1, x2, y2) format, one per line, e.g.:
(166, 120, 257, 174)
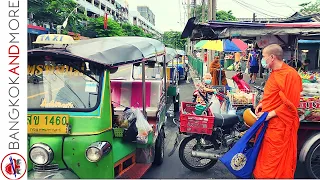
(133, 63, 163, 80)
(28, 58, 102, 110)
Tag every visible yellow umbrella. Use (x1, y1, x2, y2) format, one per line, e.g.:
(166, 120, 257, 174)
(202, 40, 223, 51)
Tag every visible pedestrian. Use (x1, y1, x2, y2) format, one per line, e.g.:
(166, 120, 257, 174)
(247, 47, 259, 84)
(209, 56, 228, 86)
(254, 44, 303, 179)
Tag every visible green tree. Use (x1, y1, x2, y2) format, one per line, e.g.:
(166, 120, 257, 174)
(82, 17, 125, 38)
(28, 0, 87, 33)
(191, 4, 237, 22)
(163, 31, 186, 50)
(299, 0, 320, 13)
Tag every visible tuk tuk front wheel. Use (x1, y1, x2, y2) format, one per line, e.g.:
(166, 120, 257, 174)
(305, 139, 320, 179)
(154, 128, 165, 165)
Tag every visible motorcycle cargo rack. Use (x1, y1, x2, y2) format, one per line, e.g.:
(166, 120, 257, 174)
(179, 102, 214, 135)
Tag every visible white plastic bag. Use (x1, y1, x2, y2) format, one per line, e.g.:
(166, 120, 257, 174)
(209, 95, 221, 114)
(244, 68, 249, 74)
(132, 108, 153, 144)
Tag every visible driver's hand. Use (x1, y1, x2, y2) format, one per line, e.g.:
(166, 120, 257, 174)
(255, 103, 263, 115)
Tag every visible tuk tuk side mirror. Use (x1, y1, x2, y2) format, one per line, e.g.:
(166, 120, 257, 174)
(133, 62, 141, 67)
(109, 67, 118, 74)
(147, 61, 155, 68)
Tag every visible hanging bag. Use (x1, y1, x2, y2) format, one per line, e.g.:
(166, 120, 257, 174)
(219, 112, 269, 179)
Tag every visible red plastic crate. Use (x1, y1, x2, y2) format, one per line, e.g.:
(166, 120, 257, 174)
(179, 102, 214, 135)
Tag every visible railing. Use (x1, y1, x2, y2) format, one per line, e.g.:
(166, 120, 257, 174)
(188, 55, 203, 80)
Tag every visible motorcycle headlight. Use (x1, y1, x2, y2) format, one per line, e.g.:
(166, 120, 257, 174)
(85, 141, 112, 163)
(29, 143, 54, 165)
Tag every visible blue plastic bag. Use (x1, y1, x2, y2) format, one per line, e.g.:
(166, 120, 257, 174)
(219, 112, 269, 179)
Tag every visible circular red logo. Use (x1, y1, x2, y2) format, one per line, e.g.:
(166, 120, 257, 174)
(1, 153, 27, 180)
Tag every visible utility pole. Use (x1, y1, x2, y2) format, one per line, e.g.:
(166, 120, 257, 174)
(207, 0, 216, 72)
(187, 0, 191, 54)
(201, 0, 206, 76)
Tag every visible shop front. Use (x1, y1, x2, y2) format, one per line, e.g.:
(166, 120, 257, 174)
(28, 24, 49, 49)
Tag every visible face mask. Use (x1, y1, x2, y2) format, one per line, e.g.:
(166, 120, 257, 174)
(205, 79, 212, 84)
(261, 58, 268, 68)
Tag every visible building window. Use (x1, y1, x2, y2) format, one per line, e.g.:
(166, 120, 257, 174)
(94, 0, 99, 7)
(101, 4, 106, 11)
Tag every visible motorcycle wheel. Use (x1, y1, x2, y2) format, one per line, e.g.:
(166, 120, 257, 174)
(179, 135, 219, 172)
(305, 139, 320, 179)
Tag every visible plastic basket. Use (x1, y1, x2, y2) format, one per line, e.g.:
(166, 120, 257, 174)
(113, 128, 124, 138)
(179, 102, 214, 135)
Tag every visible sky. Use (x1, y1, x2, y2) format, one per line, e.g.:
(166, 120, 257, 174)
(128, 0, 317, 32)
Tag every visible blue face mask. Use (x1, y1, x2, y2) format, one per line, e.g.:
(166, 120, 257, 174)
(205, 79, 212, 84)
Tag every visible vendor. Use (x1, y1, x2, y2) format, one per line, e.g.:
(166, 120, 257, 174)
(196, 73, 215, 103)
(209, 56, 228, 86)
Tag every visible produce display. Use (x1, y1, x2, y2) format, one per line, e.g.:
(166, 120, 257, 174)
(299, 71, 320, 122)
(228, 89, 256, 105)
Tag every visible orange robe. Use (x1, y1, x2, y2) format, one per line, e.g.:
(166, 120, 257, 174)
(253, 63, 303, 179)
(209, 61, 227, 86)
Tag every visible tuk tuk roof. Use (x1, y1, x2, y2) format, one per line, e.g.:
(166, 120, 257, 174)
(146, 47, 178, 64)
(165, 47, 178, 62)
(182, 17, 320, 40)
(28, 36, 166, 67)
(176, 50, 186, 56)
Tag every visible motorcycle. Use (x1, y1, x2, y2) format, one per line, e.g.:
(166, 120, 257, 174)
(169, 89, 254, 172)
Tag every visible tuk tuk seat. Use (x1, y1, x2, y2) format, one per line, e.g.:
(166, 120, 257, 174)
(111, 80, 162, 117)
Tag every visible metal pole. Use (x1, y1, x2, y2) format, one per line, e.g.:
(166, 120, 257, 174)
(201, 0, 206, 73)
(142, 61, 147, 117)
(163, 55, 167, 99)
(187, 0, 191, 55)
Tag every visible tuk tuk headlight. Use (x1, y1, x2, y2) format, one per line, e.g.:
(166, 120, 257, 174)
(29, 143, 54, 165)
(85, 141, 112, 163)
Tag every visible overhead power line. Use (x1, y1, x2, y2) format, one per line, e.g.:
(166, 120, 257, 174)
(232, 0, 278, 18)
(236, 0, 287, 17)
(265, 0, 298, 12)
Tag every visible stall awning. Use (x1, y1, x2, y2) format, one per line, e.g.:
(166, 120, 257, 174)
(182, 17, 320, 40)
(28, 24, 49, 35)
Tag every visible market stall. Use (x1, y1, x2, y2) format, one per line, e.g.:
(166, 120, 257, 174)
(181, 18, 320, 178)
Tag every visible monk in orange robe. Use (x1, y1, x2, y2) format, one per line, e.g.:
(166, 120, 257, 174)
(209, 56, 228, 86)
(254, 44, 303, 179)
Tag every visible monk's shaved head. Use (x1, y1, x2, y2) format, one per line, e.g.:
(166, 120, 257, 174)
(263, 44, 283, 60)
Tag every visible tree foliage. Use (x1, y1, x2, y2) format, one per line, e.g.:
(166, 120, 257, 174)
(28, 0, 87, 33)
(299, 0, 320, 13)
(191, 4, 237, 22)
(162, 31, 186, 50)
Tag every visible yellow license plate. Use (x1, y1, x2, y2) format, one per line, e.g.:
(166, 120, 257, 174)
(27, 114, 70, 135)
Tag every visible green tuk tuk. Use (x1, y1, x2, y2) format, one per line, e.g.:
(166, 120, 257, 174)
(27, 34, 168, 179)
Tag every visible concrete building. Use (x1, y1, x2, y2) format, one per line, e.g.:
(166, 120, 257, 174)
(75, 0, 129, 22)
(137, 6, 155, 26)
(129, 11, 162, 37)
